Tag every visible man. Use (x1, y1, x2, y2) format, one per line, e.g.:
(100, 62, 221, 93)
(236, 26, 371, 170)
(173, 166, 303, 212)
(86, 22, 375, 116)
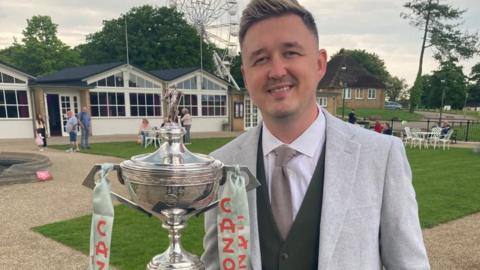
(78, 106, 91, 149)
(202, 0, 430, 269)
(348, 109, 356, 124)
(65, 110, 79, 152)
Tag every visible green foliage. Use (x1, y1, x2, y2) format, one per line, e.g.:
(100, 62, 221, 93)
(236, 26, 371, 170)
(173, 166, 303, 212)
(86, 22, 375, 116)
(230, 54, 244, 88)
(467, 63, 480, 105)
(421, 60, 468, 109)
(402, 0, 480, 63)
(409, 76, 424, 112)
(385, 76, 409, 102)
(331, 49, 391, 85)
(0, 15, 83, 76)
(77, 5, 215, 71)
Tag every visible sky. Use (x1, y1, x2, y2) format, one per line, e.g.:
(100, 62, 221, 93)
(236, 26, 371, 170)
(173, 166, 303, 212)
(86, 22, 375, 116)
(0, 0, 479, 86)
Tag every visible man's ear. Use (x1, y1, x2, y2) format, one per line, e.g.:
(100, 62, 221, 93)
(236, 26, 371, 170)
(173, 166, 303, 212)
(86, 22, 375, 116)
(317, 49, 328, 81)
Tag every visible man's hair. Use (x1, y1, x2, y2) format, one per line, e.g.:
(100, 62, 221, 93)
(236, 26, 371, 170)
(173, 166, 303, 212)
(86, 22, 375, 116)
(239, 0, 318, 47)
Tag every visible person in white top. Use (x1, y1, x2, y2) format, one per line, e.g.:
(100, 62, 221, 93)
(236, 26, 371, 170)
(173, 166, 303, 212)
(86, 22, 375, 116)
(181, 108, 192, 144)
(202, 0, 430, 269)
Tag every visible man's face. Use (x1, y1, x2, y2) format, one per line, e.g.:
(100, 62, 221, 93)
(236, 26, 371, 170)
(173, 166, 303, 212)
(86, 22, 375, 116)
(241, 14, 327, 122)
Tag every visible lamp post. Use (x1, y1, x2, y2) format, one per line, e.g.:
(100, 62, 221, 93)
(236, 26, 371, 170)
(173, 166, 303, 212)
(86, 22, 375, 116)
(341, 64, 347, 120)
(439, 79, 446, 125)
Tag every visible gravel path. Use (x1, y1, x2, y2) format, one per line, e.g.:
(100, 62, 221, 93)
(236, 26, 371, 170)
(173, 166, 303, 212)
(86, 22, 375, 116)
(0, 137, 479, 269)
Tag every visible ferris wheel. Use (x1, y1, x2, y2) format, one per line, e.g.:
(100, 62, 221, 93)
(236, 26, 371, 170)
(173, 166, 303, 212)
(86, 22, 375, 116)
(168, 0, 241, 90)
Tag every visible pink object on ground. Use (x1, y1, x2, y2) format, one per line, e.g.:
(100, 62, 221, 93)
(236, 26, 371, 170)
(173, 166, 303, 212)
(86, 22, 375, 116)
(36, 170, 53, 181)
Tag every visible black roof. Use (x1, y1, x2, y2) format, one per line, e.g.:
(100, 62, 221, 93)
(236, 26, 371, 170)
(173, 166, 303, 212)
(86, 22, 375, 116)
(0, 60, 35, 79)
(318, 54, 385, 89)
(150, 67, 199, 81)
(33, 62, 124, 86)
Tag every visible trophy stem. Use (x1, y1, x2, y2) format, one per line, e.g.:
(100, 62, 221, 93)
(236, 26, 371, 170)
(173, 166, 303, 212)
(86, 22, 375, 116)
(147, 209, 204, 270)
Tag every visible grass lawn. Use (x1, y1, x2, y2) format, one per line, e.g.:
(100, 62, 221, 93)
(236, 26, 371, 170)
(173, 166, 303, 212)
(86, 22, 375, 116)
(337, 107, 423, 121)
(38, 141, 480, 269)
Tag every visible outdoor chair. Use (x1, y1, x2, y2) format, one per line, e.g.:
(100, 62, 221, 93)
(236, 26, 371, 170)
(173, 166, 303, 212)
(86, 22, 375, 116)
(410, 128, 427, 149)
(429, 127, 442, 150)
(403, 127, 414, 147)
(439, 129, 454, 150)
(144, 128, 160, 148)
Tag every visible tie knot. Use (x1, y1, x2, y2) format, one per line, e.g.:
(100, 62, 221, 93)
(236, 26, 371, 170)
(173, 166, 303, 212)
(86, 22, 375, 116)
(274, 145, 298, 167)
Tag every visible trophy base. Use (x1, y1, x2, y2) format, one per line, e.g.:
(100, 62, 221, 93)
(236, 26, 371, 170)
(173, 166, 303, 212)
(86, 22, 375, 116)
(147, 250, 204, 270)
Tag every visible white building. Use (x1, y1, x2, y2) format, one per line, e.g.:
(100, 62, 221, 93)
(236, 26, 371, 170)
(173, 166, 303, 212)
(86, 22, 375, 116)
(0, 61, 35, 139)
(0, 62, 237, 139)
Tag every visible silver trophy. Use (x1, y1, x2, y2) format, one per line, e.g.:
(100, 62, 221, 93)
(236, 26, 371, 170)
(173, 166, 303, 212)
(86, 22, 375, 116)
(84, 88, 258, 270)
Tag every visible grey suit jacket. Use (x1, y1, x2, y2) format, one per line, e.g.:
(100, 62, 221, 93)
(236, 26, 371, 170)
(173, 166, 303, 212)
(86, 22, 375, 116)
(201, 109, 430, 270)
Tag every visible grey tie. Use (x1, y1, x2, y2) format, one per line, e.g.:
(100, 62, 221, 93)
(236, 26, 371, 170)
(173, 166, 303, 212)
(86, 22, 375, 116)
(271, 145, 298, 240)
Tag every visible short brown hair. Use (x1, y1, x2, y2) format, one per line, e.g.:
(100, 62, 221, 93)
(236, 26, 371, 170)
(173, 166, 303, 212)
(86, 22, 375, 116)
(239, 0, 318, 48)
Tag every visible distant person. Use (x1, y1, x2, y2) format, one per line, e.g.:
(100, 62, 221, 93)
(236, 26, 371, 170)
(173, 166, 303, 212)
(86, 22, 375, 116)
(348, 109, 356, 124)
(441, 121, 451, 138)
(374, 120, 383, 133)
(78, 106, 91, 149)
(35, 113, 47, 151)
(138, 118, 151, 146)
(181, 108, 192, 144)
(65, 110, 79, 152)
(383, 122, 393, 135)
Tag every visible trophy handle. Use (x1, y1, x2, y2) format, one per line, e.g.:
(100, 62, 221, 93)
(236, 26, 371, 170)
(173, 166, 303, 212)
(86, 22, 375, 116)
(186, 165, 260, 218)
(82, 164, 152, 217)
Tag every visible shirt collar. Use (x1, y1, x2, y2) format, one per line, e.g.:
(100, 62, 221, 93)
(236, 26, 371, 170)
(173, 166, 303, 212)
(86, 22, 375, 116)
(262, 105, 326, 158)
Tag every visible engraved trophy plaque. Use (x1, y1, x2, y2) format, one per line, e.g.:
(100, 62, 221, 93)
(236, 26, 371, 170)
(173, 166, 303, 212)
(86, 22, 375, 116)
(84, 88, 258, 270)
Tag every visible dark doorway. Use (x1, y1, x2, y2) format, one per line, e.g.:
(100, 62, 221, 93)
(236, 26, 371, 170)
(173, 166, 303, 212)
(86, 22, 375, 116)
(47, 94, 62, 136)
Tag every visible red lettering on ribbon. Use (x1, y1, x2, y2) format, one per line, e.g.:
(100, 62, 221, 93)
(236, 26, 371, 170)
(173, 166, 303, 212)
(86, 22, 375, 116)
(222, 237, 235, 253)
(239, 254, 247, 269)
(238, 235, 248, 250)
(220, 197, 232, 213)
(95, 241, 109, 258)
(222, 258, 236, 270)
(96, 220, 107, 237)
(96, 260, 106, 270)
(219, 218, 235, 233)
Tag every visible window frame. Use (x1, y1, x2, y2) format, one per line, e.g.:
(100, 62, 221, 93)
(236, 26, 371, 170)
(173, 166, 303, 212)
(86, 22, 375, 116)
(90, 91, 126, 118)
(368, 89, 377, 99)
(0, 89, 30, 119)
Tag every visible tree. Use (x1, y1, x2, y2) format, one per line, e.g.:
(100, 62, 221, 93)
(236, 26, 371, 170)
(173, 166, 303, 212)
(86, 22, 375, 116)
(331, 49, 391, 85)
(421, 60, 468, 109)
(77, 5, 215, 71)
(467, 63, 480, 104)
(385, 76, 409, 102)
(0, 16, 83, 76)
(229, 54, 244, 89)
(401, 0, 480, 112)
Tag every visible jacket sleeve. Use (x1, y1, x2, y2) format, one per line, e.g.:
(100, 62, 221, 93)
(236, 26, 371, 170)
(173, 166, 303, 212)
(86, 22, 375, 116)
(380, 138, 430, 269)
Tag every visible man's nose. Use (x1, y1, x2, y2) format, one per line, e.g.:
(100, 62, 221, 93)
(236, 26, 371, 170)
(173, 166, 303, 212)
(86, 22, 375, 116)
(268, 56, 287, 79)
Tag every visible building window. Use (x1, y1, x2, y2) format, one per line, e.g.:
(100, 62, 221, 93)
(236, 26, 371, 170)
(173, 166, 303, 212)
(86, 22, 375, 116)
(356, 89, 363, 99)
(0, 72, 26, 84)
(179, 94, 198, 116)
(316, 97, 327, 107)
(128, 73, 160, 88)
(129, 93, 162, 117)
(234, 102, 244, 118)
(90, 73, 124, 87)
(90, 92, 126, 117)
(344, 88, 351, 99)
(201, 95, 227, 116)
(0, 90, 29, 118)
(176, 77, 197, 90)
(368, 89, 376, 99)
(244, 98, 258, 128)
(201, 77, 226, 90)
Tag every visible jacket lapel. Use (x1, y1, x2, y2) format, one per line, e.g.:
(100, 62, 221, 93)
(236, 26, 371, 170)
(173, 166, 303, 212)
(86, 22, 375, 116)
(232, 125, 262, 270)
(318, 112, 361, 270)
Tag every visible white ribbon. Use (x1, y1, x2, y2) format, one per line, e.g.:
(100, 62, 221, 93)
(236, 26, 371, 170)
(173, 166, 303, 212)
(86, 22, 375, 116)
(89, 163, 115, 270)
(217, 165, 250, 270)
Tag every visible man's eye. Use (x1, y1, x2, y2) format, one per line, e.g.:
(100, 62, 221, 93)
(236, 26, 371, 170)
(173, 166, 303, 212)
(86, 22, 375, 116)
(253, 57, 267, 65)
(285, 51, 300, 57)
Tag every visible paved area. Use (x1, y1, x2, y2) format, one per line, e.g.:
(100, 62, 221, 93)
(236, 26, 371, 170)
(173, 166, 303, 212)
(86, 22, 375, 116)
(0, 133, 479, 269)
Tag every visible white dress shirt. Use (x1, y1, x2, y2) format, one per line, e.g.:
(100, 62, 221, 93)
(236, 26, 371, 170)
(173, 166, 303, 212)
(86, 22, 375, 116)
(262, 106, 326, 219)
